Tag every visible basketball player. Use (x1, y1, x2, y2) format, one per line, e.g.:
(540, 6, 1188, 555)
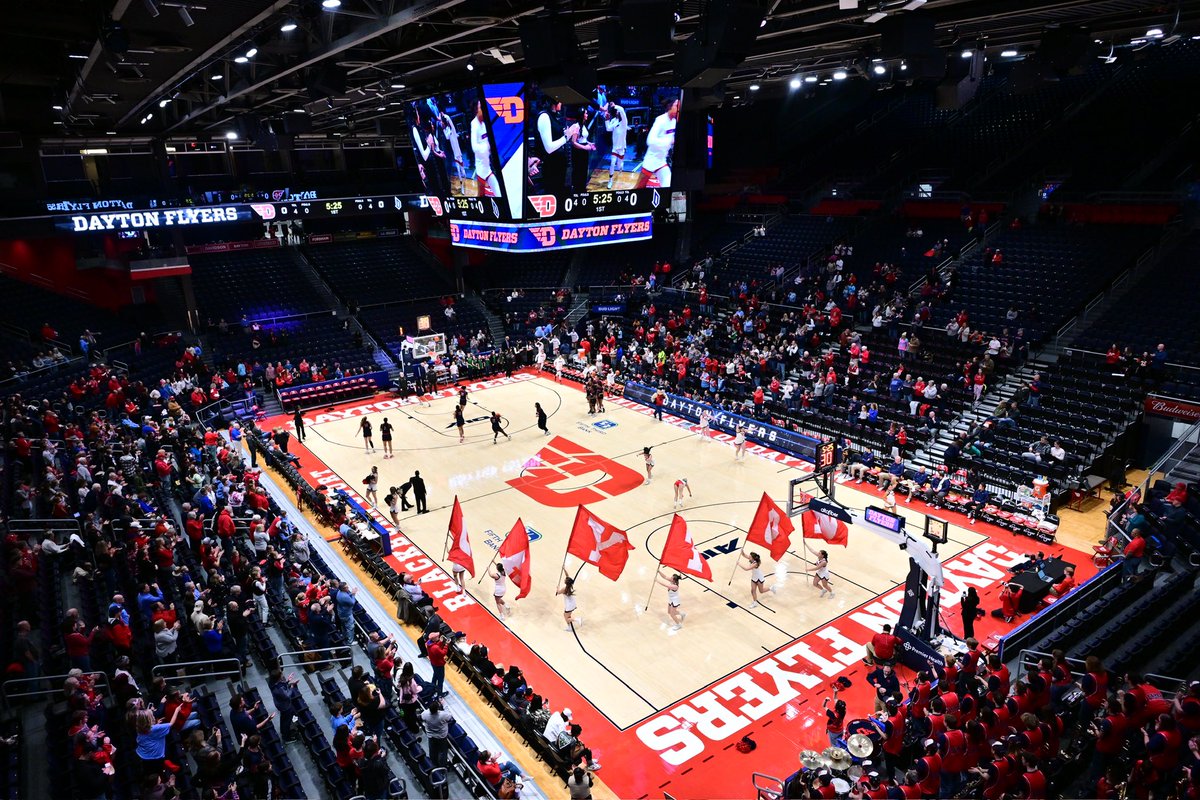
(642, 446, 655, 485)
(604, 369, 617, 397)
(533, 97, 578, 194)
(458, 384, 468, 408)
(696, 408, 712, 440)
(470, 100, 502, 197)
(557, 574, 581, 631)
(654, 567, 687, 630)
(490, 411, 510, 444)
(603, 102, 629, 189)
(379, 417, 394, 459)
(673, 478, 691, 510)
(733, 423, 748, 461)
(553, 354, 565, 383)
(439, 110, 466, 184)
(883, 487, 898, 514)
(385, 487, 400, 527)
(739, 551, 768, 608)
(535, 341, 547, 373)
(454, 405, 466, 444)
(535, 402, 549, 436)
(804, 544, 835, 598)
(635, 96, 679, 189)
(363, 465, 379, 506)
(490, 563, 509, 620)
(358, 417, 376, 454)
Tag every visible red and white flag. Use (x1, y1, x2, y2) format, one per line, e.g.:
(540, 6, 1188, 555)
(446, 497, 475, 578)
(499, 519, 533, 600)
(566, 506, 635, 581)
(802, 508, 850, 547)
(660, 514, 712, 580)
(746, 492, 795, 561)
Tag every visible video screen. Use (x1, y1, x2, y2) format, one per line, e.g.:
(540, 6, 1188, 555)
(525, 83, 680, 220)
(406, 84, 525, 221)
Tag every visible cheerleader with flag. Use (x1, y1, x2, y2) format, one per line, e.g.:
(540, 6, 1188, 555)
(443, 497, 474, 593)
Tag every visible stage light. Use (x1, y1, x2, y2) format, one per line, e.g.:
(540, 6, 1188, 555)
(960, 49, 974, 58)
(235, 56, 248, 64)
(760, 18, 767, 27)
(1193, 34, 1200, 40)
(466, 56, 476, 72)
(832, 70, 847, 80)
(322, 0, 341, 8)
(749, 83, 760, 91)
(376, 106, 386, 111)
(69, 54, 88, 59)
(899, 62, 908, 71)
(211, 73, 223, 80)
(804, 75, 818, 83)
(52, 104, 64, 110)
(1146, 28, 1164, 38)
(245, 47, 258, 58)
(789, 77, 801, 89)
(873, 64, 886, 75)
(225, 131, 238, 140)
(158, 98, 169, 108)
(1001, 49, 1018, 57)
(280, 19, 298, 32)
(390, 82, 406, 89)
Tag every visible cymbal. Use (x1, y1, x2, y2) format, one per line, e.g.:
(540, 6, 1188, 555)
(824, 747, 854, 770)
(799, 750, 827, 770)
(846, 733, 876, 759)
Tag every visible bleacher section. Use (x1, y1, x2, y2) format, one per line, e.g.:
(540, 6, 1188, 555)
(301, 238, 450, 305)
(930, 224, 1158, 344)
(1075, 231, 1200, 392)
(0, 273, 161, 353)
(720, 215, 852, 286)
(190, 247, 326, 321)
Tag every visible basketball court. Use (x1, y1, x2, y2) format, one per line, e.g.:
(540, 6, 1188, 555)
(269, 371, 1098, 799)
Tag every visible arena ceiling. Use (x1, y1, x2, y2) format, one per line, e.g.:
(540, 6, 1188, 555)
(3, 0, 1199, 141)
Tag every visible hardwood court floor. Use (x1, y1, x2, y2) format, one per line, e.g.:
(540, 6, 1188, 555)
(277, 372, 1099, 799)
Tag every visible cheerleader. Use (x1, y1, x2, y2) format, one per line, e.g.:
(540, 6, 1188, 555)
(696, 408, 712, 440)
(557, 574, 581, 631)
(450, 559, 466, 594)
(490, 563, 510, 620)
(739, 551, 768, 608)
(883, 487, 898, 514)
(673, 478, 691, 510)
(804, 544, 835, 598)
(553, 354, 565, 383)
(535, 341, 547, 373)
(733, 422, 748, 461)
(654, 567, 687, 631)
(454, 405, 466, 444)
(642, 446, 655, 485)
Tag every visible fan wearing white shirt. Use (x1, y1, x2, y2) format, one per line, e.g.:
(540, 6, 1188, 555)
(469, 101, 502, 198)
(603, 102, 629, 189)
(635, 97, 680, 189)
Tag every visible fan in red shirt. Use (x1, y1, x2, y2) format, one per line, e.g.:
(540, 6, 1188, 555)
(864, 624, 900, 666)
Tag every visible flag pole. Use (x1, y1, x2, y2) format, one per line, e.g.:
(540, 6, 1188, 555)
(441, 528, 451, 561)
(726, 539, 748, 586)
(644, 553, 664, 614)
(476, 537, 502, 584)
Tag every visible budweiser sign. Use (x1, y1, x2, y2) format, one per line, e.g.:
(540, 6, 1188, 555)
(1144, 395, 1200, 422)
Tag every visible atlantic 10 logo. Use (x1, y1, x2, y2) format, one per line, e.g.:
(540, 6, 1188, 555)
(529, 195, 557, 219)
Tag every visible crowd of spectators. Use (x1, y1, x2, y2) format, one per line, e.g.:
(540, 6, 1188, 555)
(776, 630, 1197, 799)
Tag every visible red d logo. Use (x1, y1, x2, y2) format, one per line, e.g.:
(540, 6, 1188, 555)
(507, 436, 643, 507)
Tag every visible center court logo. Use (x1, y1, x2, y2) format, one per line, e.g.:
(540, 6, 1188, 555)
(506, 435, 643, 507)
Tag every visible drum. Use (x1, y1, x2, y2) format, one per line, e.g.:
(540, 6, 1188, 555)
(831, 777, 851, 799)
